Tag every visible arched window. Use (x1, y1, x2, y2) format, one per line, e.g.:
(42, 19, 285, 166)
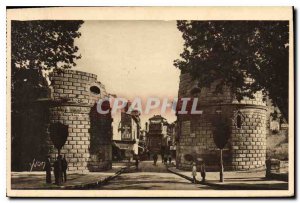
(234, 110, 245, 129)
(236, 114, 242, 129)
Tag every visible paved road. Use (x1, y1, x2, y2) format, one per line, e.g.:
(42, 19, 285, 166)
(98, 160, 216, 190)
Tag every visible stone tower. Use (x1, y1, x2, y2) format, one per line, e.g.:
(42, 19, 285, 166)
(49, 69, 112, 172)
(176, 73, 267, 171)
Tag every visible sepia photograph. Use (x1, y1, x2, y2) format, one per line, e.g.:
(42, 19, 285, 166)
(6, 7, 294, 197)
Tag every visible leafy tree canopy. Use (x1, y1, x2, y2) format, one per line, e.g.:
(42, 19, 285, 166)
(12, 20, 83, 71)
(11, 20, 83, 103)
(174, 21, 289, 121)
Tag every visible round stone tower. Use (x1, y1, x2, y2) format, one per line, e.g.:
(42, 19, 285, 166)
(48, 69, 112, 173)
(176, 73, 267, 171)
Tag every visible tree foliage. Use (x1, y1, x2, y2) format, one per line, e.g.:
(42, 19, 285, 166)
(11, 20, 83, 171)
(174, 21, 289, 121)
(212, 116, 231, 149)
(12, 20, 83, 71)
(11, 20, 83, 103)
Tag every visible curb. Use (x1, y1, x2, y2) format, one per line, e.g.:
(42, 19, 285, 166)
(62, 167, 127, 189)
(23, 167, 128, 190)
(167, 167, 288, 190)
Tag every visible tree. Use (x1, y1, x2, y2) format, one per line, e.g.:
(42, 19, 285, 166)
(211, 115, 231, 182)
(11, 20, 83, 102)
(11, 20, 83, 171)
(174, 21, 289, 121)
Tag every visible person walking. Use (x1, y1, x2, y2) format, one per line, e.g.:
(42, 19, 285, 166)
(161, 154, 165, 163)
(147, 150, 151, 160)
(44, 156, 52, 184)
(62, 155, 68, 182)
(191, 162, 197, 184)
(168, 154, 172, 165)
(135, 158, 139, 171)
(200, 161, 206, 183)
(164, 156, 168, 165)
(153, 153, 158, 166)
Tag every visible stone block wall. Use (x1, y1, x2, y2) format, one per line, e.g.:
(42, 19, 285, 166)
(49, 106, 92, 172)
(230, 108, 267, 170)
(50, 70, 107, 105)
(176, 73, 267, 171)
(48, 70, 112, 173)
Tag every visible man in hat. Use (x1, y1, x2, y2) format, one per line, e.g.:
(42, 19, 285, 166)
(44, 156, 52, 184)
(54, 155, 63, 185)
(200, 160, 206, 183)
(62, 155, 68, 182)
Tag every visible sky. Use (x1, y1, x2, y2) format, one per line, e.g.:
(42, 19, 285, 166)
(74, 21, 184, 137)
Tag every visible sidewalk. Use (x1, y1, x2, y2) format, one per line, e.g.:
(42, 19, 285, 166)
(168, 167, 288, 190)
(11, 164, 129, 190)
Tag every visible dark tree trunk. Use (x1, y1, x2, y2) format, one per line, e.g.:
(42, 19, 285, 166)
(220, 149, 224, 182)
(57, 149, 62, 186)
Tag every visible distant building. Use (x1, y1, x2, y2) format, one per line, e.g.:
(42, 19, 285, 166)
(146, 115, 170, 155)
(138, 129, 147, 154)
(113, 103, 141, 161)
(168, 121, 177, 158)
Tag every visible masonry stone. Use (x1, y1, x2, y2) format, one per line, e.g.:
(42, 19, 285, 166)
(176, 73, 267, 171)
(48, 69, 113, 173)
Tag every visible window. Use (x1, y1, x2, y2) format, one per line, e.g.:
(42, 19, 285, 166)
(236, 114, 242, 129)
(234, 110, 245, 129)
(90, 86, 100, 95)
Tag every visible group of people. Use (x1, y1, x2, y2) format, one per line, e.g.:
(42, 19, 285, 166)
(162, 154, 172, 165)
(151, 152, 172, 166)
(192, 161, 206, 183)
(44, 155, 68, 185)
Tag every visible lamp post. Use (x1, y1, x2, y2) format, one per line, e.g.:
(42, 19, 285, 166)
(215, 106, 224, 182)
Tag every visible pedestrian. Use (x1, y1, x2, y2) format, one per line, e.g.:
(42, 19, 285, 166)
(54, 155, 64, 185)
(147, 150, 151, 160)
(200, 161, 206, 183)
(164, 156, 168, 165)
(44, 155, 52, 184)
(153, 153, 158, 166)
(135, 156, 139, 171)
(191, 162, 197, 184)
(168, 154, 172, 165)
(62, 155, 68, 182)
(53, 155, 62, 185)
(161, 154, 164, 163)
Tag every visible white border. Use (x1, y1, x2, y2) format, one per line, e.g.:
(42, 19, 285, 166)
(1, 2, 298, 201)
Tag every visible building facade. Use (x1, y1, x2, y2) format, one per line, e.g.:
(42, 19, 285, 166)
(176, 73, 268, 171)
(113, 106, 141, 160)
(146, 115, 170, 155)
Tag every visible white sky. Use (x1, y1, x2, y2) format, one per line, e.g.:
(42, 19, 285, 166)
(74, 21, 184, 136)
